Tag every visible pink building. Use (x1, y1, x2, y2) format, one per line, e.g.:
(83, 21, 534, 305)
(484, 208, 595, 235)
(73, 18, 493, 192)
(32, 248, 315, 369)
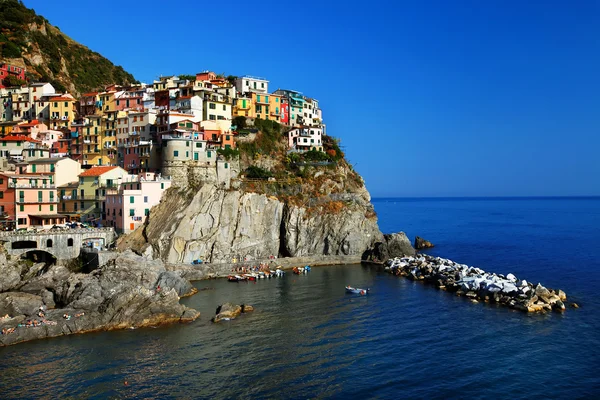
(104, 172, 172, 234)
(0, 172, 65, 229)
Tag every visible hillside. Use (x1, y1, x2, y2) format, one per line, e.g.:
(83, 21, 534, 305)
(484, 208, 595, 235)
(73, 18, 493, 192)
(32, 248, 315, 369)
(0, 0, 136, 94)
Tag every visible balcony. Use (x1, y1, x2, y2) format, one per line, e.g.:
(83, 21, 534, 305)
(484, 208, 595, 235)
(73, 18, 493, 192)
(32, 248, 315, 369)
(16, 198, 60, 204)
(61, 195, 96, 201)
(9, 182, 56, 189)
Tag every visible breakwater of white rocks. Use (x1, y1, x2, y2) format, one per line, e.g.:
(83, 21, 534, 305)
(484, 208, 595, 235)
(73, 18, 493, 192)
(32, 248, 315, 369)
(385, 255, 568, 312)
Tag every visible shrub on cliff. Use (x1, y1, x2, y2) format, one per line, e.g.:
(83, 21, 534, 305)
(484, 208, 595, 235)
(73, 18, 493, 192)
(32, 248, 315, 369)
(217, 147, 240, 160)
(233, 116, 247, 129)
(245, 166, 272, 180)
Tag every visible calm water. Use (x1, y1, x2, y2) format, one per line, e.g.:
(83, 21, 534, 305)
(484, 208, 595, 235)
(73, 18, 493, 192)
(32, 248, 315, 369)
(1, 197, 599, 398)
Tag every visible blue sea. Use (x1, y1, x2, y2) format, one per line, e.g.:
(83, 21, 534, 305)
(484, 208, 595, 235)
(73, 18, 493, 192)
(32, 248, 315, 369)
(1, 197, 599, 398)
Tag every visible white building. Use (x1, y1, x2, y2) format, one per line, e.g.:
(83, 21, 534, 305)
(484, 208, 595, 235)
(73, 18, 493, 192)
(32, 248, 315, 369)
(235, 76, 269, 94)
(288, 126, 323, 152)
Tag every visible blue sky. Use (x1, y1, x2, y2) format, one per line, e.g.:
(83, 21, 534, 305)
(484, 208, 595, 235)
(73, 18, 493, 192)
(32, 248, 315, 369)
(25, 0, 600, 197)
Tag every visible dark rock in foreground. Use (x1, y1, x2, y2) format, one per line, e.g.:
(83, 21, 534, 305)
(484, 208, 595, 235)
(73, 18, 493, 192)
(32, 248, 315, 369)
(212, 302, 254, 323)
(385, 255, 567, 313)
(0, 250, 200, 346)
(414, 236, 435, 250)
(362, 232, 415, 263)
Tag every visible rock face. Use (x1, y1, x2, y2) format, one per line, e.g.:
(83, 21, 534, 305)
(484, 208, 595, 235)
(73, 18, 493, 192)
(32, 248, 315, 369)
(130, 184, 384, 264)
(385, 233, 416, 258)
(0, 250, 200, 347)
(212, 303, 254, 323)
(414, 236, 435, 250)
(385, 255, 568, 313)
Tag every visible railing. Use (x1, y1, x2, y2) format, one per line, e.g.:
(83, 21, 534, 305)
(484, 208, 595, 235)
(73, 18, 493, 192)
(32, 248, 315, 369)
(16, 198, 60, 204)
(61, 195, 96, 201)
(9, 183, 56, 189)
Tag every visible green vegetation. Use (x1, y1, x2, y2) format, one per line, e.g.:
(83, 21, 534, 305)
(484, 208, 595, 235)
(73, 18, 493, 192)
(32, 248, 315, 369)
(178, 74, 196, 81)
(2, 75, 26, 87)
(245, 165, 272, 180)
(0, 0, 137, 94)
(216, 147, 240, 160)
(237, 118, 283, 158)
(232, 116, 247, 129)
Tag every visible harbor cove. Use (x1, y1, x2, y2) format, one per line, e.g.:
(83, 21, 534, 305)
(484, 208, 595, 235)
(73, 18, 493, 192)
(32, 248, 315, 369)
(1, 197, 599, 398)
(1, 0, 600, 398)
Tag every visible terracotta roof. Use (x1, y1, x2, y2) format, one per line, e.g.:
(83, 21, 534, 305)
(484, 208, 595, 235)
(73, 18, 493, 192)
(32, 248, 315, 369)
(52, 97, 75, 102)
(17, 120, 40, 127)
(82, 92, 98, 97)
(79, 166, 118, 177)
(0, 135, 40, 142)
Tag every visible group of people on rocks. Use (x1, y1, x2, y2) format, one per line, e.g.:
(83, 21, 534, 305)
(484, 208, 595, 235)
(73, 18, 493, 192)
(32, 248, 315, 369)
(0, 307, 85, 336)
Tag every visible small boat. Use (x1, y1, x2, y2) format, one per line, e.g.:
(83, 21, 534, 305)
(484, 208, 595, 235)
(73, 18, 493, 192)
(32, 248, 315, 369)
(274, 269, 285, 277)
(345, 286, 369, 295)
(244, 274, 257, 281)
(228, 275, 239, 282)
(304, 265, 311, 272)
(293, 266, 306, 275)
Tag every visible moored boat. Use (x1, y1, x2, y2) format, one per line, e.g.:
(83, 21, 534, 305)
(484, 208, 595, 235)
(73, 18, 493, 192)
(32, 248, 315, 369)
(345, 286, 369, 295)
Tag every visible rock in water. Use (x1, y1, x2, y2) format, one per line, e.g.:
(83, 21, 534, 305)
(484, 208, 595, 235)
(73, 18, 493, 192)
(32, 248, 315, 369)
(385, 233, 416, 257)
(212, 303, 254, 322)
(414, 236, 435, 250)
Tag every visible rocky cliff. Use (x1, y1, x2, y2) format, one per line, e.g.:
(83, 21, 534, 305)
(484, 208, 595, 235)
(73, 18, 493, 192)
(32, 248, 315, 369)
(0, 250, 199, 346)
(0, 0, 136, 94)
(122, 182, 385, 264)
(121, 158, 414, 264)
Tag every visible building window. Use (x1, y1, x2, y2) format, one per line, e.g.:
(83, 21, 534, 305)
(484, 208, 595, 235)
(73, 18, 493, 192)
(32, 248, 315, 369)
(161, 183, 164, 189)
(46, 239, 53, 248)
(0, 192, 3, 199)
(130, 196, 134, 204)
(67, 238, 73, 247)
(209, 103, 216, 109)
(50, 205, 54, 211)
(222, 105, 226, 111)
(129, 209, 135, 217)
(145, 209, 149, 216)
(174, 150, 179, 157)
(144, 196, 148, 203)
(195, 142, 202, 148)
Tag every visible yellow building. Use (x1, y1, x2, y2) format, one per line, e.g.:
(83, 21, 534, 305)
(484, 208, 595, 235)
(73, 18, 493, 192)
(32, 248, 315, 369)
(268, 93, 283, 123)
(49, 95, 76, 130)
(252, 93, 270, 120)
(98, 91, 116, 113)
(82, 115, 109, 166)
(233, 97, 254, 118)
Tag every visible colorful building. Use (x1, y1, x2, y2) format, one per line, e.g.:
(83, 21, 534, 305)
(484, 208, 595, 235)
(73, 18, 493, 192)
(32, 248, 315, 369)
(48, 95, 76, 130)
(0, 170, 65, 230)
(76, 166, 130, 224)
(104, 172, 172, 234)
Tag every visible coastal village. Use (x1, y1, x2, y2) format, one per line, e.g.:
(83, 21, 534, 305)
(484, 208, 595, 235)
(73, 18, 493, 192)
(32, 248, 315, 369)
(0, 66, 326, 234)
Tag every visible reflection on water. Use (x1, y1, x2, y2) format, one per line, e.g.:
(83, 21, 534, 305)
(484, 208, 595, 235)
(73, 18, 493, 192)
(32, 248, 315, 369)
(1, 263, 599, 398)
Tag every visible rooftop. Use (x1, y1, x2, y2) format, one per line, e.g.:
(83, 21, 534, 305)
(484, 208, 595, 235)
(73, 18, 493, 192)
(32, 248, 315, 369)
(79, 166, 118, 177)
(0, 135, 40, 143)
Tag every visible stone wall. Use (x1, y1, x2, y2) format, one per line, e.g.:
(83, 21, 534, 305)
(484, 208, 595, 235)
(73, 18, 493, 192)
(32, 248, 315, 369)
(163, 159, 241, 189)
